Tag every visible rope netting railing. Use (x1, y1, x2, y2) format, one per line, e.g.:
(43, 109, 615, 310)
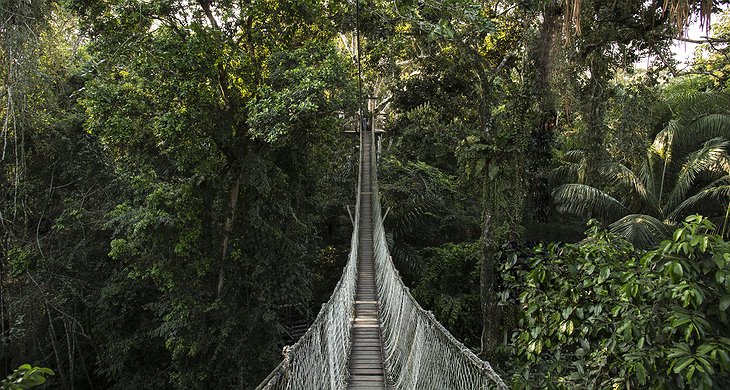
(368, 131, 508, 390)
(255, 132, 364, 390)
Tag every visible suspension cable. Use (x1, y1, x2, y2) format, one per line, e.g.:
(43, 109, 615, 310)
(356, 0, 363, 132)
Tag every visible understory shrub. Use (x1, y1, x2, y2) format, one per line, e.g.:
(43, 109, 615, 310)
(502, 216, 730, 389)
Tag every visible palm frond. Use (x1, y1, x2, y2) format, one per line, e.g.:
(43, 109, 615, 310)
(550, 162, 583, 184)
(605, 162, 657, 212)
(563, 149, 586, 163)
(640, 156, 662, 213)
(551, 149, 587, 184)
(608, 214, 673, 248)
(388, 236, 425, 277)
(664, 137, 729, 214)
(651, 120, 679, 162)
(672, 114, 730, 159)
(667, 175, 730, 222)
(552, 184, 628, 222)
(664, 90, 730, 124)
(552, 153, 638, 188)
(391, 203, 436, 236)
(719, 154, 730, 174)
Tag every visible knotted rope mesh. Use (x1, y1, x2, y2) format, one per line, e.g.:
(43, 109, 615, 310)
(369, 131, 507, 390)
(255, 219, 358, 390)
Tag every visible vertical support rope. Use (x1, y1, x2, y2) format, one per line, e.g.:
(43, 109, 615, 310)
(356, 0, 363, 126)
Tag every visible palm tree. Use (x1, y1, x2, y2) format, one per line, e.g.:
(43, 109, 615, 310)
(553, 91, 730, 247)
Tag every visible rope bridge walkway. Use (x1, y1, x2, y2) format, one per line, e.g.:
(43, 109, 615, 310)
(256, 128, 507, 389)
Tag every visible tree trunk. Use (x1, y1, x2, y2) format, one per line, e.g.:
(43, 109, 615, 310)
(580, 54, 611, 185)
(217, 169, 243, 299)
(480, 204, 499, 361)
(0, 232, 11, 377)
(527, 5, 560, 223)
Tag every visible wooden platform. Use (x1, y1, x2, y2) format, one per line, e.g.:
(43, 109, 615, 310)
(347, 132, 387, 389)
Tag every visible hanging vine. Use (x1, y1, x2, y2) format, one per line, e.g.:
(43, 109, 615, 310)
(563, 0, 714, 44)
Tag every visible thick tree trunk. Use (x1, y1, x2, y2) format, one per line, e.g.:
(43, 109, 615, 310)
(480, 206, 499, 361)
(582, 81, 608, 185)
(579, 50, 611, 185)
(217, 169, 243, 299)
(527, 6, 560, 223)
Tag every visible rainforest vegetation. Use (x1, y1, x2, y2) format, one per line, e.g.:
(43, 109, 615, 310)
(2, 0, 730, 388)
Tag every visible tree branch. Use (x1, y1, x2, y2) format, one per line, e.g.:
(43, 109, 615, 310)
(663, 35, 730, 44)
(197, 0, 220, 30)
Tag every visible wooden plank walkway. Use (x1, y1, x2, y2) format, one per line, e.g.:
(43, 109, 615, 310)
(347, 132, 387, 389)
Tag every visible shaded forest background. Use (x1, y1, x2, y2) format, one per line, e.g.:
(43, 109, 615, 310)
(2, 0, 730, 388)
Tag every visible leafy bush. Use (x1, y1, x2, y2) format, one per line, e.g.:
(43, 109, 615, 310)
(1, 364, 54, 389)
(502, 216, 730, 389)
(413, 242, 482, 347)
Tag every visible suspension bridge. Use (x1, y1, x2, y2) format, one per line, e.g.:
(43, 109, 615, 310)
(255, 124, 507, 389)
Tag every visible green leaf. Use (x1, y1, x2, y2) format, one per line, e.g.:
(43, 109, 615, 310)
(474, 158, 486, 175)
(696, 356, 713, 374)
(673, 262, 684, 280)
(671, 316, 692, 329)
(720, 295, 730, 311)
(561, 307, 574, 319)
(488, 161, 499, 180)
(668, 344, 691, 358)
(718, 350, 730, 365)
(599, 267, 611, 282)
(716, 270, 726, 284)
(585, 263, 595, 274)
(696, 344, 715, 355)
(635, 362, 647, 385)
(674, 228, 686, 242)
(714, 253, 726, 269)
(700, 236, 709, 252)
(686, 364, 696, 381)
(673, 356, 694, 373)
(611, 304, 623, 316)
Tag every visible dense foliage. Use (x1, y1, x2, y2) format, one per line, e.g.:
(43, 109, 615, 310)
(502, 216, 730, 389)
(2, 0, 357, 388)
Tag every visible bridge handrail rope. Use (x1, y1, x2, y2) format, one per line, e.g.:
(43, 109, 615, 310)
(255, 130, 365, 390)
(368, 130, 508, 390)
